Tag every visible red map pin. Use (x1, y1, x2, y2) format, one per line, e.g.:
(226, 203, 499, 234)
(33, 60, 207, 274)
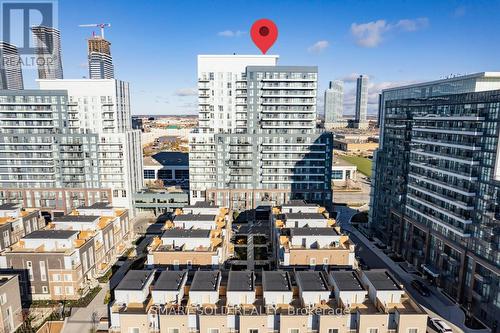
(251, 19, 278, 54)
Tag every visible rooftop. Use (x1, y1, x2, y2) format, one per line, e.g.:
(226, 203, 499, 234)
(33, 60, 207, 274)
(290, 227, 339, 237)
(53, 215, 100, 223)
(150, 152, 188, 167)
(152, 271, 186, 291)
(77, 202, 112, 210)
(282, 200, 317, 207)
(24, 230, 78, 239)
(162, 229, 210, 238)
(330, 271, 365, 291)
(190, 271, 220, 292)
(0, 203, 19, 210)
(285, 212, 325, 220)
(116, 270, 154, 291)
(184, 201, 219, 209)
(363, 270, 402, 291)
(262, 271, 291, 292)
(295, 271, 329, 291)
(227, 271, 254, 292)
(174, 214, 216, 222)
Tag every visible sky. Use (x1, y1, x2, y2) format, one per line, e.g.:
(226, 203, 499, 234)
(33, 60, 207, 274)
(20, 0, 500, 116)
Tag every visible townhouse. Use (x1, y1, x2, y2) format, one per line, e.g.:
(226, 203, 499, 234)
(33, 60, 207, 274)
(0, 202, 132, 300)
(109, 269, 427, 333)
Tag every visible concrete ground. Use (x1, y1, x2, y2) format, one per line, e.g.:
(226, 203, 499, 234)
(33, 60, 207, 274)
(334, 205, 490, 333)
(333, 176, 371, 205)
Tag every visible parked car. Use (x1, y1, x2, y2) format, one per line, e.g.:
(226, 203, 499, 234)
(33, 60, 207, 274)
(411, 279, 431, 296)
(429, 318, 453, 333)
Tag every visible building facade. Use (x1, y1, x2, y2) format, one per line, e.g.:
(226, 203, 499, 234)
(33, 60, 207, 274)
(0, 274, 23, 333)
(324, 80, 344, 127)
(0, 42, 23, 90)
(38, 79, 143, 212)
(355, 75, 368, 128)
(109, 268, 427, 333)
(0, 83, 142, 214)
(370, 73, 500, 327)
(190, 56, 333, 210)
(88, 37, 114, 79)
(31, 26, 64, 80)
(0, 203, 132, 301)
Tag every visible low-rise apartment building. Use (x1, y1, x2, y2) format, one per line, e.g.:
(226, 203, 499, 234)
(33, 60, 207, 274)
(0, 274, 22, 333)
(146, 203, 229, 269)
(109, 269, 427, 333)
(0, 203, 44, 251)
(0, 203, 132, 300)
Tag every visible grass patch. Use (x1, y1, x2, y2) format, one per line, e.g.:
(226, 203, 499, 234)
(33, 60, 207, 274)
(30, 286, 102, 308)
(339, 156, 373, 177)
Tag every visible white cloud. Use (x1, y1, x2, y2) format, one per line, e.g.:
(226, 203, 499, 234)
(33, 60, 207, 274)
(350, 17, 429, 47)
(217, 30, 245, 37)
(174, 87, 197, 97)
(340, 73, 368, 83)
(350, 20, 388, 48)
(307, 40, 330, 53)
(395, 18, 429, 31)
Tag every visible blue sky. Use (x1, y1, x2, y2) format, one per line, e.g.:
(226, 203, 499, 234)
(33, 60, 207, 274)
(21, 0, 500, 115)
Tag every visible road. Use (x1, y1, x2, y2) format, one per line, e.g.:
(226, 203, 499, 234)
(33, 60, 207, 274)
(334, 205, 490, 333)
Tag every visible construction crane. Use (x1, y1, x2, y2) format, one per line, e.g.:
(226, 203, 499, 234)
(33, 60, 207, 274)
(78, 23, 111, 39)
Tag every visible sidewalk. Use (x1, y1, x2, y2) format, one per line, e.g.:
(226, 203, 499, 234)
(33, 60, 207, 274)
(62, 283, 108, 333)
(334, 206, 490, 333)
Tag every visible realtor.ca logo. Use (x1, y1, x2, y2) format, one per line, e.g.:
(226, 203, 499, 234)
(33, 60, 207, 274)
(1, 0, 58, 69)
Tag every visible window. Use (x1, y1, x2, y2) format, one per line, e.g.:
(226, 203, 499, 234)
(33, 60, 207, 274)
(310, 258, 316, 266)
(144, 169, 155, 179)
(208, 329, 219, 333)
(128, 329, 140, 333)
(332, 170, 343, 180)
(65, 286, 74, 295)
(54, 287, 62, 295)
(42, 286, 48, 294)
(249, 330, 259, 333)
(328, 330, 339, 333)
(26, 261, 33, 281)
(408, 329, 418, 333)
(289, 329, 300, 333)
(0, 293, 6, 305)
(368, 329, 379, 333)
(39, 261, 46, 281)
(64, 274, 72, 282)
(168, 329, 180, 333)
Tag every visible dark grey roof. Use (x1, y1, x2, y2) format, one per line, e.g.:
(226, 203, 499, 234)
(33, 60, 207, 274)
(152, 271, 186, 291)
(116, 270, 154, 291)
(363, 270, 402, 291)
(262, 271, 291, 292)
(295, 271, 329, 291)
(53, 215, 100, 223)
(0, 203, 19, 210)
(330, 271, 365, 291)
(152, 152, 188, 166)
(285, 212, 325, 220)
(24, 230, 78, 239)
(290, 227, 339, 236)
(173, 214, 216, 222)
(161, 229, 210, 238)
(282, 200, 317, 207)
(184, 201, 219, 209)
(227, 271, 254, 291)
(190, 271, 220, 291)
(77, 202, 112, 210)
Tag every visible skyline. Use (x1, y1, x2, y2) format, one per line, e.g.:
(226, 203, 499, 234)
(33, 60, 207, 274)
(19, 0, 500, 115)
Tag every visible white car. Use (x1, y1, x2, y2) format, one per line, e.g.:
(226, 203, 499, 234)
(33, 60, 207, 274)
(430, 318, 453, 333)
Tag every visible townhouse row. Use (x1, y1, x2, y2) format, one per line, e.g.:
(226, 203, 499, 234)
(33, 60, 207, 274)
(110, 269, 427, 333)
